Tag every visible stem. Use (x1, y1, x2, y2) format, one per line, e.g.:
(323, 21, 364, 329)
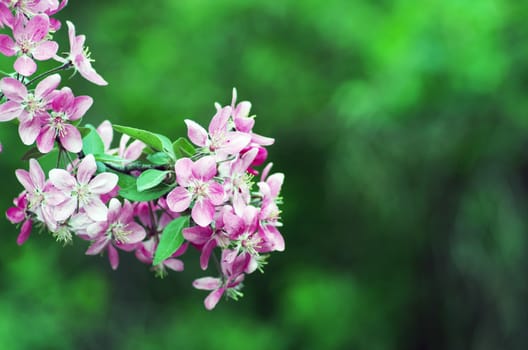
(26, 62, 72, 87)
(104, 161, 170, 174)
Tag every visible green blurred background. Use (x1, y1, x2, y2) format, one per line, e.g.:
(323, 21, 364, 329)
(1, 0, 528, 348)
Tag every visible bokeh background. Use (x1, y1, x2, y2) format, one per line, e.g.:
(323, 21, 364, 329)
(1, 0, 527, 349)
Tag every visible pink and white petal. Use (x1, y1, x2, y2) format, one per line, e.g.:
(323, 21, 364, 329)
(35, 74, 61, 99)
(175, 157, 193, 186)
(233, 148, 258, 174)
(88, 173, 118, 194)
(29, 159, 45, 189)
(251, 132, 275, 146)
(192, 156, 217, 181)
(0, 101, 22, 121)
(163, 258, 184, 272)
(70, 95, 93, 120)
(77, 58, 108, 86)
(49, 169, 76, 191)
(107, 244, 119, 270)
(208, 106, 231, 135)
(19, 116, 42, 145)
(96, 120, 113, 151)
(83, 197, 109, 222)
(220, 132, 251, 155)
(192, 198, 215, 227)
(0, 77, 26, 102)
(200, 239, 218, 270)
(204, 288, 225, 310)
(33, 40, 58, 60)
(207, 182, 225, 206)
(192, 277, 221, 291)
(85, 236, 110, 255)
(0, 34, 15, 56)
(263, 225, 285, 252)
(123, 140, 145, 161)
(36, 125, 56, 153)
(184, 119, 208, 147)
(6, 207, 25, 224)
(234, 101, 252, 120)
(267, 173, 284, 198)
(123, 222, 146, 244)
(15, 169, 33, 192)
(166, 187, 192, 212)
(59, 124, 82, 153)
(86, 221, 107, 237)
(26, 14, 50, 42)
(53, 198, 77, 221)
(77, 154, 96, 184)
(17, 219, 32, 246)
(14, 55, 37, 77)
(182, 226, 212, 245)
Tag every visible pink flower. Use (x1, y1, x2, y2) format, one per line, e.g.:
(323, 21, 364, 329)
(85, 198, 146, 270)
(14, 158, 60, 231)
(6, 192, 32, 245)
(37, 86, 91, 153)
(193, 250, 250, 310)
(49, 154, 118, 222)
(184, 105, 251, 157)
(10, 0, 60, 17)
(54, 21, 107, 86)
(166, 156, 225, 227)
(0, 14, 58, 76)
(0, 74, 60, 145)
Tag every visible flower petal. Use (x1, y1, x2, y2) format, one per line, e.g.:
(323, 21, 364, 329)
(175, 157, 193, 186)
(0, 101, 22, 121)
(0, 77, 26, 102)
(184, 119, 208, 147)
(14, 55, 37, 77)
(204, 288, 225, 310)
(83, 197, 108, 222)
(59, 124, 82, 153)
(166, 187, 192, 213)
(192, 198, 215, 227)
(192, 155, 217, 181)
(33, 40, 58, 60)
(193, 277, 221, 291)
(36, 125, 56, 153)
(77, 154, 96, 184)
(108, 244, 119, 270)
(17, 220, 32, 245)
(89, 173, 118, 194)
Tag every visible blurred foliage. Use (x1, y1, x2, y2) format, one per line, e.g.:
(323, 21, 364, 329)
(0, 0, 528, 349)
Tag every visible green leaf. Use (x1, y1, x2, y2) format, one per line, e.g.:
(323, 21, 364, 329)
(77, 127, 91, 138)
(173, 137, 196, 158)
(82, 125, 105, 155)
(147, 152, 171, 165)
(137, 169, 170, 192)
(157, 133, 175, 157)
(153, 215, 190, 265)
(113, 125, 174, 159)
(118, 184, 173, 202)
(94, 153, 127, 164)
(115, 173, 136, 189)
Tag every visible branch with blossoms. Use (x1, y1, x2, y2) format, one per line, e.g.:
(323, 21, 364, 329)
(0, 1, 285, 310)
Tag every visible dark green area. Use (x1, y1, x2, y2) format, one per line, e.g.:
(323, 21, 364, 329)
(1, 0, 527, 349)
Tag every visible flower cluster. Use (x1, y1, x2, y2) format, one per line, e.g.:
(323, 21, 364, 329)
(0, 1, 284, 310)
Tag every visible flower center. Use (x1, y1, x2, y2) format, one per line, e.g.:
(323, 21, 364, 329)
(72, 183, 90, 205)
(109, 222, 131, 244)
(49, 112, 69, 137)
